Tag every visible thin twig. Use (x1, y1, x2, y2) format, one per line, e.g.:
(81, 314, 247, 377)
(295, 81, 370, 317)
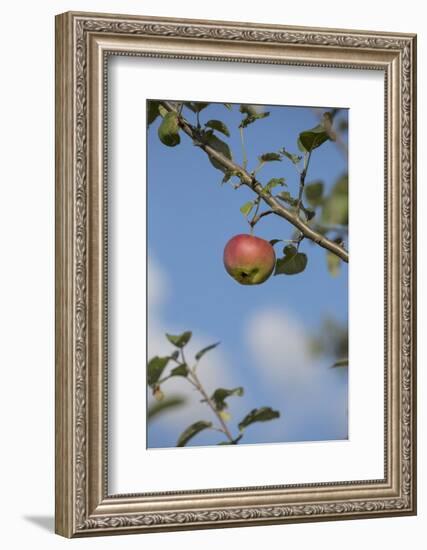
(188, 368, 235, 443)
(250, 209, 274, 228)
(181, 348, 234, 443)
(239, 126, 248, 169)
(296, 151, 311, 216)
(249, 197, 261, 234)
(252, 160, 265, 176)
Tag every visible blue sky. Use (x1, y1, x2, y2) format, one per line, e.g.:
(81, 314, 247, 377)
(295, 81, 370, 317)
(147, 102, 348, 448)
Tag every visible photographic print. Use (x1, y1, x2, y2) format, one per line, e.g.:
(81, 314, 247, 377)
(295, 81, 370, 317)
(147, 100, 349, 449)
(56, 12, 416, 536)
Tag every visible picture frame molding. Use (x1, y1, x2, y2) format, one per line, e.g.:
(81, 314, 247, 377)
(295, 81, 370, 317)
(55, 11, 417, 537)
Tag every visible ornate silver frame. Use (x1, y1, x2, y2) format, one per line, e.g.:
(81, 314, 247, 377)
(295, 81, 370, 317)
(55, 11, 417, 537)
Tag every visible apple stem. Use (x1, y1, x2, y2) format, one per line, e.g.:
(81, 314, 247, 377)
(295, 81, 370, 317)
(250, 209, 274, 230)
(248, 198, 261, 233)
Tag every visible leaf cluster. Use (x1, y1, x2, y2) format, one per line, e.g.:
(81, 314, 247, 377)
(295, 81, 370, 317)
(302, 173, 348, 276)
(147, 329, 280, 447)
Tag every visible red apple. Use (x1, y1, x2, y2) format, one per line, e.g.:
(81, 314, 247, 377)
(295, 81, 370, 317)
(223, 234, 276, 285)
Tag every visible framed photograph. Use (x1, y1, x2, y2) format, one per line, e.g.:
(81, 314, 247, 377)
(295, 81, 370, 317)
(55, 11, 417, 537)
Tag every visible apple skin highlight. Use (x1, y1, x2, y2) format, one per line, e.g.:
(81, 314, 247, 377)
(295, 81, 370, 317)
(223, 234, 276, 285)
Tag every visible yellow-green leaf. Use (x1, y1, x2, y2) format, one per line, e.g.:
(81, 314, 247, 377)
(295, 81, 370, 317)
(240, 201, 255, 217)
(158, 111, 180, 147)
(327, 251, 341, 277)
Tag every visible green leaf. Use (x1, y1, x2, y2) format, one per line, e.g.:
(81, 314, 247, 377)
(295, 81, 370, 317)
(240, 113, 270, 128)
(222, 171, 232, 184)
(258, 152, 281, 162)
(166, 331, 192, 348)
(147, 356, 170, 387)
(276, 191, 298, 207)
(322, 195, 348, 226)
(205, 133, 232, 173)
(280, 147, 302, 164)
(297, 136, 307, 153)
(327, 251, 341, 277)
(195, 342, 220, 361)
(147, 100, 161, 126)
(206, 134, 232, 158)
(332, 358, 349, 368)
(321, 174, 348, 226)
(321, 112, 336, 140)
(274, 245, 308, 276)
(239, 104, 259, 116)
(148, 396, 186, 420)
(238, 407, 280, 431)
(158, 104, 168, 117)
(299, 126, 329, 152)
(221, 169, 243, 185)
(170, 364, 189, 377)
(205, 119, 230, 137)
(240, 112, 270, 128)
(304, 209, 316, 221)
(239, 105, 270, 128)
(268, 177, 286, 187)
(185, 102, 210, 113)
(298, 113, 335, 152)
(262, 177, 286, 195)
(276, 191, 314, 220)
(158, 111, 181, 147)
(210, 387, 244, 411)
(240, 201, 255, 217)
(305, 181, 324, 207)
(177, 420, 213, 447)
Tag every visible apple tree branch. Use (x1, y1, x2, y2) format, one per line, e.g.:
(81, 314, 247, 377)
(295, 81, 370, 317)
(159, 101, 348, 263)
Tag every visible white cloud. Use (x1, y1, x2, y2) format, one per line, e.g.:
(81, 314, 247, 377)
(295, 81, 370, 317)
(246, 308, 313, 387)
(147, 256, 237, 392)
(245, 308, 348, 441)
(147, 262, 348, 446)
(148, 256, 169, 310)
(147, 257, 246, 446)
